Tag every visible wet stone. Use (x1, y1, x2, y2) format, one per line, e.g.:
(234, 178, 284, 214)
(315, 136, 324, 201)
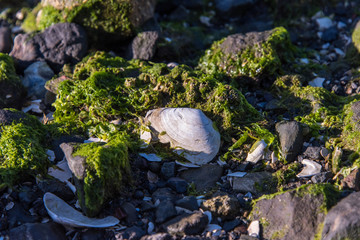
(165, 212, 208, 236)
(9, 222, 66, 240)
(155, 200, 177, 224)
(167, 177, 188, 194)
(175, 196, 199, 211)
(201, 195, 241, 220)
(161, 162, 176, 180)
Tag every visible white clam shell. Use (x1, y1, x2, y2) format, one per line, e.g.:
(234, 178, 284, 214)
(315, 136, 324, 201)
(43, 192, 119, 228)
(297, 159, 322, 178)
(246, 140, 267, 163)
(141, 108, 221, 165)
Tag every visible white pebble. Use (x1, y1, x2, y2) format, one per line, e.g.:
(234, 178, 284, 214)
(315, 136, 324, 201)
(334, 48, 345, 57)
(316, 17, 333, 30)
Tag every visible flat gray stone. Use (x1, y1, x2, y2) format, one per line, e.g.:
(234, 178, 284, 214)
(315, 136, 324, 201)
(232, 172, 272, 194)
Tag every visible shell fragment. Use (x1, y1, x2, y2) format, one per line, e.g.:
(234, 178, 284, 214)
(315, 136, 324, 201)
(246, 140, 267, 164)
(297, 159, 322, 178)
(43, 192, 119, 228)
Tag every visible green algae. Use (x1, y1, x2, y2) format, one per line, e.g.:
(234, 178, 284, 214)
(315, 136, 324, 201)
(0, 117, 49, 187)
(273, 162, 301, 190)
(72, 133, 131, 217)
(53, 51, 260, 146)
(198, 27, 295, 81)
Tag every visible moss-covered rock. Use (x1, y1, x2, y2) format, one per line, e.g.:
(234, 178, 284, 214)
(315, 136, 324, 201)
(198, 27, 295, 83)
(24, 0, 156, 46)
(251, 184, 340, 240)
(61, 134, 130, 217)
(53, 51, 260, 145)
(0, 53, 25, 109)
(0, 111, 50, 187)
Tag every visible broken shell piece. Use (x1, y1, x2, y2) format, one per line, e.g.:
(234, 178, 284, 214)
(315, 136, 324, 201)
(175, 160, 200, 168)
(139, 153, 162, 162)
(246, 140, 267, 163)
(227, 172, 247, 178)
(48, 159, 73, 183)
(297, 159, 322, 178)
(271, 151, 278, 164)
(22, 99, 42, 113)
(142, 108, 220, 165)
(43, 192, 119, 228)
(248, 220, 260, 238)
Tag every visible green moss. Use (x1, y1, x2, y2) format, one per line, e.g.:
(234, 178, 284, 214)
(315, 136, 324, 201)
(53, 51, 260, 148)
(0, 119, 49, 187)
(198, 27, 295, 80)
(34, 0, 133, 44)
(73, 133, 130, 216)
(273, 162, 301, 189)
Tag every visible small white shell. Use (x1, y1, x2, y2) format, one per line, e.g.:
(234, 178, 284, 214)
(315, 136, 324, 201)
(246, 140, 267, 163)
(141, 108, 221, 165)
(43, 192, 119, 228)
(248, 220, 260, 238)
(297, 159, 322, 178)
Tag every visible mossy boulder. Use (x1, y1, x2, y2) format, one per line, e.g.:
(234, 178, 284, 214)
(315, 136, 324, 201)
(0, 111, 50, 187)
(25, 0, 156, 46)
(346, 21, 360, 67)
(198, 27, 295, 83)
(341, 100, 360, 153)
(251, 184, 340, 240)
(53, 51, 260, 146)
(60, 134, 130, 217)
(0, 53, 25, 109)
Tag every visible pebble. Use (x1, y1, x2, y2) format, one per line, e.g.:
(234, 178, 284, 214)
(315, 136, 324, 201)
(247, 220, 260, 238)
(309, 77, 325, 87)
(316, 17, 333, 30)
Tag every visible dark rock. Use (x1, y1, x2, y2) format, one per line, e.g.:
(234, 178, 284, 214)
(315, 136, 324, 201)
(321, 26, 338, 42)
(9, 222, 66, 240)
(7, 202, 39, 228)
(152, 188, 178, 203)
(167, 177, 188, 193)
(116, 226, 146, 240)
(140, 233, 174, 240)
(60, 142, 86, 179)
(10, 22, 88, 72)
(168, 5, 190, 21)
(121, 202, 138, 224)
(80, 229, 105, 240)
(322, 191, 360, 240)
(223, 218, 242, 232)
(134, 189, 145, 199)
(239, 236, 258, 240)
(52, 135, 85, 161)
(175, 196, 199, 211)
(311, 172, 332, 184)
(251, 184, 338, 240)
(0, 109, 28, 126)
(161, 162, 176, 180)
(0, 20, 12, 53)
(276, 121, 303, 162)
(174, 0, 204, 9)
(303, 146, 322, 160)
(156, 200, 177, 223)
(148, 162, 161, 173)
(165, 212, 208, 236)
(18, 186, 38, 210)
(215, 0, 257, 15)
(341, 169, 360, 191)
(179, 164, 223, 192)
(128, 31, 159, 60)
(140, 201, 155, 212)
(201, 195, 240, 220)
(232, 172, 272, 194)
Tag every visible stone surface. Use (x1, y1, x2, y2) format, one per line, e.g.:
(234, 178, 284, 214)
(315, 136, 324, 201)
(22, 61, 55, 98)
(155, 200, 177, 223)
(165, 212, 208, 236)
(322, 191, 360, 240)
(232, 172, 272, 194)
(116, 226, 146, 240)
(128, 31, 159, 60)
(38, 179, 74, 201)
(167, 177, 188, 193)
(201, 195, 240, 220)
(10, 22, 87, 72)
(152, 188, 178, 203)
(179, 164, 223, 192)
(121, 202, 138, 224)
(175, 196, 199, 211)
(60, 142, 86, 179)
(276, 120, 303, 162)
(161, 162, 176, 180)
(9, 222, 66, 240)
(341, 169, 360, 191)
(0, 20, 12, 53)
(215, 0, 257, 15)
(251, 185, 337, 240)
(303, 146, 322, 160)
(0, 109, 28, 125)
(140, 233, 174, 240)
(7, 202, 39, 228)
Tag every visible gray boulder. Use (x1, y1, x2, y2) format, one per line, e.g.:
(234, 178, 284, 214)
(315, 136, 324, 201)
(165, 212, 208, 236)
(276, 120, 303, 162)
(10, 22, 87, 72)
(128, 31, 159, 60)
(201, 194, 241, 220)
(322, 191, 360, 240)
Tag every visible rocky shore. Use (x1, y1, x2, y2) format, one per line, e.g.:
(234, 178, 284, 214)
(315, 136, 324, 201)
(1, 0, 360, 239)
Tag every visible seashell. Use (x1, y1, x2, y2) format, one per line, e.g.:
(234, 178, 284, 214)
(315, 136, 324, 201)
(175, 160, 200, 168)
(271, 151, 278, 164)
(141, 108, 220, 165)
(227, 172, 247, 178)
(246, 140, 267, 163)
(47, 159, 72, 183)
(43, 192, 119, 228)
(248, 220, 260, 238)
(297, 159, 322, 178)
